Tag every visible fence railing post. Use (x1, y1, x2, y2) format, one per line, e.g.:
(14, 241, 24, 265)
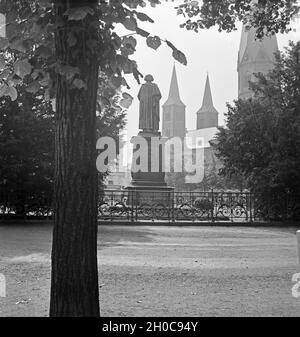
(249, 193, 253, 223)
(172, 191, 175, 223)
(135, 190, 138, 222)
(211, 189, 215, 222)
(130, 190, 134, 223)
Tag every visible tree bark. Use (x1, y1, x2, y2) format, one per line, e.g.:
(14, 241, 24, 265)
(50, 0, 100, 317)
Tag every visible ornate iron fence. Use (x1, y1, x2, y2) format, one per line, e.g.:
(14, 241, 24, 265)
(98, 189, 300, 223)
(1, 188, 300, 223)
(0, 189, 53, 220)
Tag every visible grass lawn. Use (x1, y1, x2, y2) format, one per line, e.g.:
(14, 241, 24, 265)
(0, 223, 300, 316)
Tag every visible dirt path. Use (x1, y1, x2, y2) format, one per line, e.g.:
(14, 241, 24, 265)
(0, 224, 300, 316)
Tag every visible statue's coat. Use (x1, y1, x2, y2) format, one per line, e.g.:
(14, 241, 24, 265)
(138, 79, 161, 132)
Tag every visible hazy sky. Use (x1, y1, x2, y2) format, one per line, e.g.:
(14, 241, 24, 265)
(1, 5, 299, 143)
(117, 1, 300, 141)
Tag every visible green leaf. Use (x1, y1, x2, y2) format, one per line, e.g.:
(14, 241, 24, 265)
(121, 36, 136, 56)
(122, 92, 133, 100)
(166, 40, 176, 50)
(0, 83, 8, 97)
(8, 77, 22, 87)
(123, 59, 134, 74)
(111, 36, 122, 50)
(10, 39, 28, 53)
(109, 76, 122, 89)
(120, 93, 133, 109)
(0, 55, 5, 70)
(116, 54, 127, 72)
(36, 46, 52, 58)
(135, 12, 154, 23)
(6, 86, 18, 101)
(26, 81, 41, 94)
(150, 0, 159, 8)
(146, 36, 161, 50)
(64, 7, 95, 21)
(31, 71, 39, 80)
(103, 87, 115, 98)
(172, 49, 187, 66)
(0, 69, 10, 80)
(100, 96, 110, 107)
(136, 27, 150, 37)
(122, 78, 131, 89)
(190, 1, 199, 7)
(14, 59, 32, 79)
(123, 36, 137, 49)
(39, 73, 50, 86)
(0, 38, 9, 50)
(122, 17, 137, 31)
(132, 67, 142, 84)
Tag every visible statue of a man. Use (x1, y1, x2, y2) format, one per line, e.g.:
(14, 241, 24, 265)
(138, 74, 161, 132)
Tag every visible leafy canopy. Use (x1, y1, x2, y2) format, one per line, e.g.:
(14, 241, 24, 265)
(1, 0, 298, 105)
(0, 0, 187, 105)
(177, 0, 299, 38)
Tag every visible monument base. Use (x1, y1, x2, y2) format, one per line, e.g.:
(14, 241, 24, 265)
(126, 184, 174, 207)
(128, 129, 173, 207)
(130, 130, 168, 186)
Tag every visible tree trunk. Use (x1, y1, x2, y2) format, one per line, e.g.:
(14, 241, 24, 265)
(50, 0, 100, 317)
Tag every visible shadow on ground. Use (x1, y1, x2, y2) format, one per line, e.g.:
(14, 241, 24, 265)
(98, 225, 157, 249)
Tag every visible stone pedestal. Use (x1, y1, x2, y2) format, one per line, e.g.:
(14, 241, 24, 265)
(127, 130, 173, 207)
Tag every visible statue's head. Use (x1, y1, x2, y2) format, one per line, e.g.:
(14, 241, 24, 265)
(144, 74, 154, 82)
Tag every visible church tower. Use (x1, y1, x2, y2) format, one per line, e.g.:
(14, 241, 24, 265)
(238, 25, 278, 99)
(196, 74, 218, 130)
(162, 65, 186, 138)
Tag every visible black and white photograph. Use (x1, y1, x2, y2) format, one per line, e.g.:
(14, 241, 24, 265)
(0, 0, 300, 325)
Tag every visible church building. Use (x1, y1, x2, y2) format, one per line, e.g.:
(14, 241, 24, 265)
(162, 66, 220, 189)
(161, 25, 279, 189)
(237, 26, 278, 99)
(162, 65, 219, 145)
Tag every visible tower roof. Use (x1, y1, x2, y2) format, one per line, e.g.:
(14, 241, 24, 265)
(238, 25, 278, 68)
(197, 74, 218, 114)
(163, 65, 185, 107)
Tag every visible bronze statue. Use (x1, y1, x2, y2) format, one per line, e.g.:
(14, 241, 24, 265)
(138, 74, 161, 132)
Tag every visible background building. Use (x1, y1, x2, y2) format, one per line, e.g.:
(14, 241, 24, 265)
(162, 65, 186, 139)
(162, 26, 279, 190)
(238, 26, 278, 99)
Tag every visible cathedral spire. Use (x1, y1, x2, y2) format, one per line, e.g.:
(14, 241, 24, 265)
(201, 74, 214, 109)
(163, 64, 185, 107)
(162, 65, 186, 138)
(196, 74, 218, 130)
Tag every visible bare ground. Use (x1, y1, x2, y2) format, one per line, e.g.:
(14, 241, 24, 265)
(0, 223, 300, 316)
